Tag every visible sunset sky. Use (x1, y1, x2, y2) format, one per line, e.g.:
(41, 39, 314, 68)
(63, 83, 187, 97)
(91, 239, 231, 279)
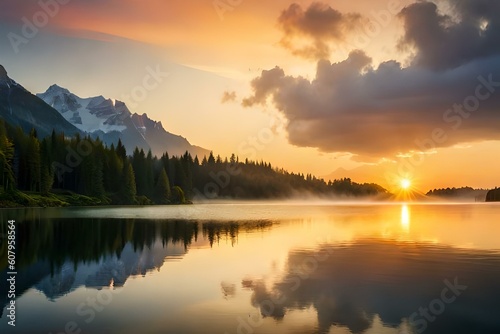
(0, 0, 499, 191)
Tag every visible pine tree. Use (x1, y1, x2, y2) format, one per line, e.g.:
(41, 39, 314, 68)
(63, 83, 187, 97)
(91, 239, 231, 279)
(181, 151, 193, 196)
(50, 129, 67, 189)
(160, 152, 170, 178)
(91, 160, 106, 200)
(26, 131, 41, 192)
(122, 162, 137, 204)
(171, 186, 186, 204)
(106, 146, 123, 193)
(39, 139, 53, 195)
(116, 138, 127, 161)
(208, 152, 216, 164)
(154, 168, 171, 204)
(132, 148, 148, 197)
(0, 120, 15, 191)
(145, 150, 154, 198)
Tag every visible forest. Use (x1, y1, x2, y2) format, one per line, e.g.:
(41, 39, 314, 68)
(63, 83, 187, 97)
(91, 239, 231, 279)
(486, 188, 500, 202)
(426, 187, 488, 201)
(0, 119, 388, 207)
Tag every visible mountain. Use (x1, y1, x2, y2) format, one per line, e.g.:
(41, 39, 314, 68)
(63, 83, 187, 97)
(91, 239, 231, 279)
(0, 65, 80, 137)
(37, 84, 209, 158)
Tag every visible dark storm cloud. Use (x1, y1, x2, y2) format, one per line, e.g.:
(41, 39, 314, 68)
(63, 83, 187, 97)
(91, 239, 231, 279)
(278, 2, 362, 59)
(245, 0, 500, 159)
(398, 0, 500, 70)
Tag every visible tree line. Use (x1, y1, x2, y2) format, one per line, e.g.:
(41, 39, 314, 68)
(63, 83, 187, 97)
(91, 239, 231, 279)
(426, 187, 488, 201)
(0, 119, 388, 205)
(486, 188, 500, 202)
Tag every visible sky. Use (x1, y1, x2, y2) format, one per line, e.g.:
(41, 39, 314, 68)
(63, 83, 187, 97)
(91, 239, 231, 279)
(0, 0, 499, 192)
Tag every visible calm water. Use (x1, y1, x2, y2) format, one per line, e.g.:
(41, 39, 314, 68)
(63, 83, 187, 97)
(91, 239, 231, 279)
(1, 203, 500, 334)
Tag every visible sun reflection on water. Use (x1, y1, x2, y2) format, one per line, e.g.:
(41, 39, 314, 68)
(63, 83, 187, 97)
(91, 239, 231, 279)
(401, 204, 410, 232)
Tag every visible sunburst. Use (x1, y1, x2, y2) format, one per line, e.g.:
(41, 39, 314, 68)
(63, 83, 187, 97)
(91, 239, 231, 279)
(401, 179, 411, 190)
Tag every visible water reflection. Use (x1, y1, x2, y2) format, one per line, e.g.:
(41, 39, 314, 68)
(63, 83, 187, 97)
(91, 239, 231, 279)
(0, 204, 499, 334)
(244, 240, 500, 334)
(203, 221, 272, 247)
(1, 218, 200, 272)
(0, 215, 272, 319)
(401, 204, 410, 232)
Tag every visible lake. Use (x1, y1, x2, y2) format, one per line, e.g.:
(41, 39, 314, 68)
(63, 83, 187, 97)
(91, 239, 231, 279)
(1, 202, 500, 334)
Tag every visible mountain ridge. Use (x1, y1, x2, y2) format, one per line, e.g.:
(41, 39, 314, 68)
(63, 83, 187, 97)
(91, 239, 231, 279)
(0, 64, 209, 158)
(0, 65, 81, 138)
(37, 83, 209, 158)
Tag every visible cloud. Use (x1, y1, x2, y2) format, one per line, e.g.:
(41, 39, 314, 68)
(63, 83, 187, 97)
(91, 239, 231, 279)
(278, 2, 362, 60)
(246, 240, 500, 334)
(221, 90, 237, 104)
(398, 1, 500, 70)
(244, 0, 500, 160)
(242, 67, 286, 107)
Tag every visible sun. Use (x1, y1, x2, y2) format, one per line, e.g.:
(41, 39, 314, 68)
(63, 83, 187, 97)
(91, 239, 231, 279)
(400, 179, 412, 190)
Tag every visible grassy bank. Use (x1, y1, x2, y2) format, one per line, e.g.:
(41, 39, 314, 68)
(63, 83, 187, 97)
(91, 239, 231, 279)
(0, 190, 105, 208)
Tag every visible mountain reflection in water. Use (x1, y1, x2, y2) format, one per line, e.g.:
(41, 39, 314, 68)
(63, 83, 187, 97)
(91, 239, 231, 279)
(1, 204, 499, 334)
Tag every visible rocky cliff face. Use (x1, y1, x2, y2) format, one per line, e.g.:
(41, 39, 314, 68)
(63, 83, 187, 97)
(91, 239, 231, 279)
(0, 65, 81, 137)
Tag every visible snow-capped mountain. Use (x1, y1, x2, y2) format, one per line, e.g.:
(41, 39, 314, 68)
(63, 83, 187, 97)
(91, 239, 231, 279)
(37, 84, 209, 158)
(37, 84, 129, 133)
(0, 65, 81, 137)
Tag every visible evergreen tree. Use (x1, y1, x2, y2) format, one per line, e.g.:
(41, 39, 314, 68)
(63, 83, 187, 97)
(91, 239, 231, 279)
(132, 148, 148, 197)
(160, 152, 170, 178)
(122, 162, 137, 204)
(145, 150, 155, 198)
(181, 151, 193, 196)
(116, 138, 127, 161)
(26, 131, 41, 192)
(39, 139, 54, 195)
(169, 156, 178, 187)
(106, 146, 123, 193)
(50, 129, 67, 189)
(154, 168, 171, 204)
(91, 160, 106, 200)
(208, 152, 216, 164)
(0, 120, 15, 191)
(172, 158, 187, 189)
(171, 186, 186, 204)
